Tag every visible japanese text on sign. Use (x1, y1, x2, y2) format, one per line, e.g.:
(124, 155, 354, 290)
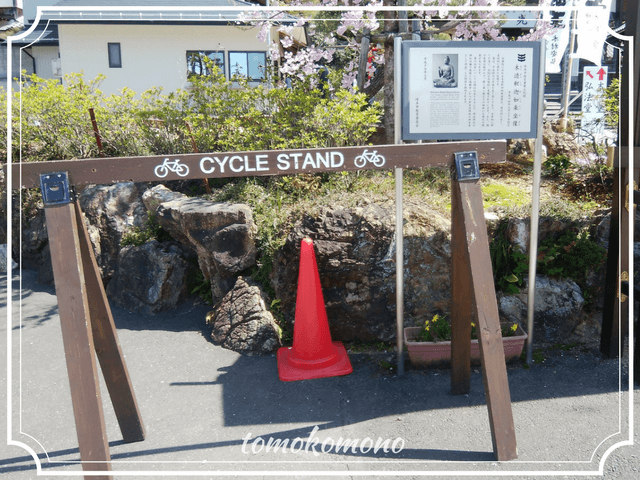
(581, 66, 608, 137)
(402, 41, 541, 140)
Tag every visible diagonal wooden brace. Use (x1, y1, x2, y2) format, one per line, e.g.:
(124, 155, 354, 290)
(44, 201, 113, 479)
(450, 177, 518, 461)
(74, 199, 145, 443)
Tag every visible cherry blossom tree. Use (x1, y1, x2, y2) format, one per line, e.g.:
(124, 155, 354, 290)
(240, 1, 555, 141)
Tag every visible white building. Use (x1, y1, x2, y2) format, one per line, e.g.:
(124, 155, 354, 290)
(10, 0, 306, 94)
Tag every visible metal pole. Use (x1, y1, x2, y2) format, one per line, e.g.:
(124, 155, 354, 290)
(394, 35, 404, 375)
(526, 39, 547, 365)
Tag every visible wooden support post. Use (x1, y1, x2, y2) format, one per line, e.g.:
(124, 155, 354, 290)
(44, 201, 112, 480)
(450, 170, 472, 395)
(451, 178, 518, 461)
(600, 167, 625, 358)
(74, 199, 145, 443)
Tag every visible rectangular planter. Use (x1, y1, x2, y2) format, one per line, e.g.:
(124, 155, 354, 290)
(404, 325, 528, 369)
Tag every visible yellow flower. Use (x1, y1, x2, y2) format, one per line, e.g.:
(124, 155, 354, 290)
(471, 322, 476, 328)
(511, 324, 518, 333)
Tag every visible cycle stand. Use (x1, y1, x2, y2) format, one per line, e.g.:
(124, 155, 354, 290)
(8, 139, 516, 477)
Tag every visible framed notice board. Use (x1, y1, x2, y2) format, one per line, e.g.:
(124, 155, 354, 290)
(401, 41, 542, 141)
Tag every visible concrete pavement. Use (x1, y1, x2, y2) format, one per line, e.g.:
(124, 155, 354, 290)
(1, 269, 638, 479)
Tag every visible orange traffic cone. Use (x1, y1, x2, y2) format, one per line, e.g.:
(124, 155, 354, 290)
(277, 238, 353, 381)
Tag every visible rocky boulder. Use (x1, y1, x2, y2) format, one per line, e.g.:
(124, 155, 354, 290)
(13, 204, 54, 284)
(0, 244, 18, 272)
(207, 276, 281, 355)
(498, 275, 585, 343)
(106, 240, 195, 314)
(78, 182, 149, 282)
(271, 200, 451, 342)
(543, 121, 590, 160)
(144, 185, 257, 304)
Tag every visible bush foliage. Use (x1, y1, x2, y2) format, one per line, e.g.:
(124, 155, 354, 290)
(3, 70, 381, 162)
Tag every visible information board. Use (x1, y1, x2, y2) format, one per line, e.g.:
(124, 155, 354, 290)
(401, 41, 541, 141)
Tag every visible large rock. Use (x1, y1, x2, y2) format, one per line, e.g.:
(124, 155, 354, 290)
(207, 276, 281, 355)
(498, 275, 585, 343)
(15, 217, 53, 285)
(106, 240, 195, 314)
(145, 186, 257, 304)
(79, 182, 149, 282)
(0, 244, 18, 272)
(543, 121, 590, 160)
(271, 200, 451, 342)
(142, 184, 185, 214)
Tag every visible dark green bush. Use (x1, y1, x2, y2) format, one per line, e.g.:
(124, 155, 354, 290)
(543, 154, 572, 177)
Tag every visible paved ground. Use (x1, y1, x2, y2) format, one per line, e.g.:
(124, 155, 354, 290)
(1, 269, 639, 479)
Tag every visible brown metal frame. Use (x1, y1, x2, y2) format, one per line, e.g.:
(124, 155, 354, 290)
(8, 139, 518, 476)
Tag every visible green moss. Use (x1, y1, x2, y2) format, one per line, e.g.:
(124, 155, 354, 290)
(481, 183, 530, 209)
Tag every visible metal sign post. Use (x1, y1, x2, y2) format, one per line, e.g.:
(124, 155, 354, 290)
(526, 38, 547, 365)
(394, 35, 405, 376)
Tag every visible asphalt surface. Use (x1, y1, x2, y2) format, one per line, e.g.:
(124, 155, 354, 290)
(1, 269, 639, 479)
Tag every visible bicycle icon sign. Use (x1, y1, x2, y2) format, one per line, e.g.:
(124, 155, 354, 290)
(154, 158, 190, 178)
(354, 149, 386, 169)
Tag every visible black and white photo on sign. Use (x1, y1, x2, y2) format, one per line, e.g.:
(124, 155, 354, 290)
(433, 54, 458, 88)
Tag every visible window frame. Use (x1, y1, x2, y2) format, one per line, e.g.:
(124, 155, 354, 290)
(108, 42, 122, 68)
(227, 51, 267, 82)
(186, 50, 226, 78)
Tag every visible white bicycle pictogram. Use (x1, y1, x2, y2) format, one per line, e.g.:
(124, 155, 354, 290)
(354, 149, 386, 168)
(154, 158, 190, 178)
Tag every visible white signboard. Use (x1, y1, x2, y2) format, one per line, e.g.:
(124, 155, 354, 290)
(581, 65, 608, 136)
(543, 0, 571, 74)
(575, 0, 613, 66)
(401, 41, 541, 140)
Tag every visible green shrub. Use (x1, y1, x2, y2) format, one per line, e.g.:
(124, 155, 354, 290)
(5, 69, 382, 163)
(543, 154, 572, 177)
(537, 231, 606, 288)
(120, 214, 171, 247)
(490, 222, 529, 294)
(490, 221, 606, 295)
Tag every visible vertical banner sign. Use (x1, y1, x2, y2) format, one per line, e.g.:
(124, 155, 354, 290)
(581, 65, 608, 136)
(401, 41, 541, 140)
(575, 0, 613, 66)
(543, 0, 571, 74)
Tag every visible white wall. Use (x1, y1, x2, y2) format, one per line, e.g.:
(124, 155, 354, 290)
(32, 44, 58, 79)
(58, 23, 270, 95)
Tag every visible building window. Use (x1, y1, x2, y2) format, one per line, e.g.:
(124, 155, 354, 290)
(108, 43, 121, 68)
(228, 51, 266, 81)
(186, 51, 225, 77)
